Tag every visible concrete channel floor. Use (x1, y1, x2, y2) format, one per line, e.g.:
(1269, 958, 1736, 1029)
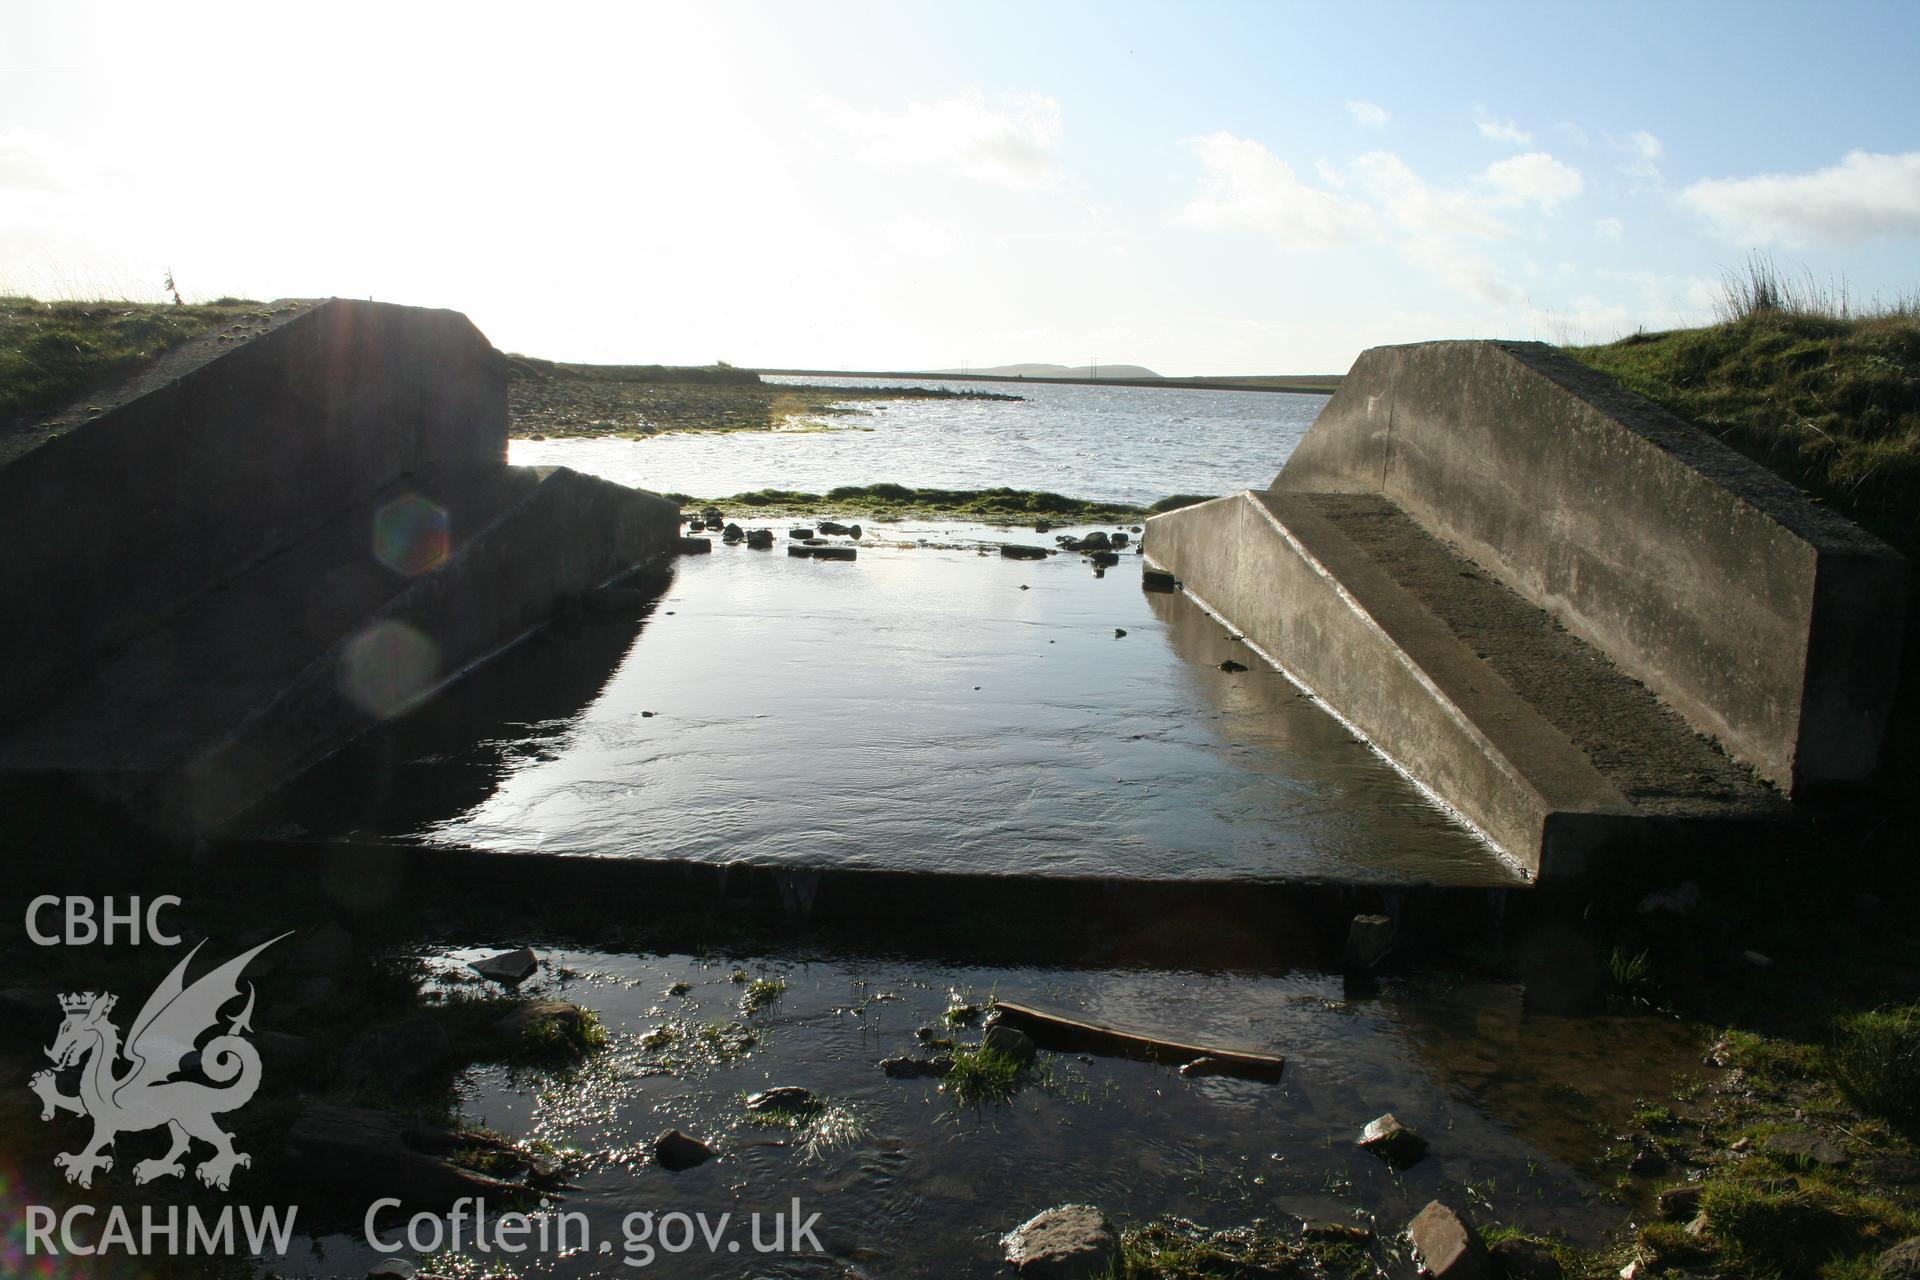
(1305, 493, 1787, 820)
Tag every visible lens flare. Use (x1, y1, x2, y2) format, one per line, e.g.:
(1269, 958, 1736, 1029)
(373, 493, 451, 577)
(338, 621, 439, 719)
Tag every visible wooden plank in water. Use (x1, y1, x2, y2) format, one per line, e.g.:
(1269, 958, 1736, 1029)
(992, 998, 1285, 1082)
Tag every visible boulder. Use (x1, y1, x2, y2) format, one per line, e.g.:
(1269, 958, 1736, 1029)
(700, 507, 723, 523)
(470, 947, 539, 985)
(745, 1087, 821, 1115)
(677, 536, 712, 554)
(1111, 532, 1129, 547)
(1219, 659, 1248, 673)
(1001, 544, 1050, 560)
(1765, 1130, 1848, 1167)
(789, 527, 815, 539)
(1656, 1185, 1703, 1220)
(1141, 568, 1179, 593)
(338, 1016, 452, 1089)
(1088, 551, 1120, 567)
(746, 529, 774, 549)
(811, 545, 858, 561)
(1003, 1204, 1120, 1280)
(653, 1129, 714, 1171)
(1408, 1201, 1489, 1280)
(984, 1024, 1038, 1065)
(722, 523, 744, 542)
(494, 999, 588, 1040)
(817, 521, 850, 535)
(1876, 1237, 1920, 1280)
(1359, 1113, 1428, 1166)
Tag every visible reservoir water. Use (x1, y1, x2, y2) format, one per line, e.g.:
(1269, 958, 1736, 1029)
(249, 378, 1521, 886)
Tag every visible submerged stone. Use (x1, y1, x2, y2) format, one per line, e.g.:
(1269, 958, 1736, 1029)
(470, 947, 540, 984)
(1358, 1113, 1428, 1166)
(653, 1128, 714, 1171)
(983, 1024, 1038, 1065)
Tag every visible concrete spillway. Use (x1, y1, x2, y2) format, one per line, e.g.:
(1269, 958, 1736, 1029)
(1144, 340, 1906, 879)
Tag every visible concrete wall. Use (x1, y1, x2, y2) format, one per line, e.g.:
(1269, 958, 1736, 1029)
(1274, 340, 1907, 791)
(0, 299, 506, 720)
(1146, 490, 1639, 877)
(156, 467, 678, 835)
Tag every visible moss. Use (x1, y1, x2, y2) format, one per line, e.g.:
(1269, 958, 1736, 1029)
(740, 976, 787, 1014)
(940, 1045, 1028, 1105)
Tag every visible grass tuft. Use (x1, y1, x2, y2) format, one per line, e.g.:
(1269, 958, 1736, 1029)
(1829, 1004, 1920, 1136)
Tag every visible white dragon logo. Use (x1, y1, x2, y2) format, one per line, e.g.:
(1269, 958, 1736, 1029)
(29, 933, 288, 1190)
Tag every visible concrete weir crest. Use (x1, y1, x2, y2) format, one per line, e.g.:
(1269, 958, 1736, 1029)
(1143, 339, 1906, 880)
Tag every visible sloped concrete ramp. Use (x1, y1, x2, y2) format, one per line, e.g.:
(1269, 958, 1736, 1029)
(1145, 340, 1902, 879)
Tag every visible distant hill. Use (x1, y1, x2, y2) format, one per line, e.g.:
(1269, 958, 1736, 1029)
(930, 362, 1163, 380)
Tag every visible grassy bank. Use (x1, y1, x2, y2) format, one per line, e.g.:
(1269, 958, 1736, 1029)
(507, 354, 1019, 439)
(1569, 263, 1920, 556)
(0, 296, 264, 426)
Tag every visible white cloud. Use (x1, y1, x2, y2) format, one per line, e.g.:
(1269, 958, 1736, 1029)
(1595, 216, 1624, 240)
(1481, 152, 1584, 212)
(1557, 122, 1592, 149)
(1346, 100, 1389, 127)
(1475, 113, 1533, 147)
(1174, 132, 1374, 246)
(816, 91, 1063, 189)
(1350, 150, 1512, 239)
(1606, 130, 1665, 185)
(1680, 150, 1920, 247)
(885, 216, 963, 257)
(1400, 236, 1525, 306)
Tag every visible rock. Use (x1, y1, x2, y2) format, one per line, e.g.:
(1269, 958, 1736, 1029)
(1088, 550, 1120, 567)
(722, 523, 743, 542)
(1218, 659, 1248, 673)
(789, 527, 815, 539)
(368, 1262, 417, 1279)
(287, 1104, 517, 1210)
(1003, 1204, 1120, 1280)
(1741, 949, 1775, 969)
(1765, 1130, 1848, 1167)
(788, 544, 814, 557)
(1344, 914, 1396, 969)
(1359, 1113, 1429, 1166)
(339, 1017, 452, 1089)
(1130, 525, 1142, 533)
(803, 537, 828, 545)
(1657, 1184, 1703, 1220)
(745, 1086, 821, 1114)
(817, 521, 850, 535)
(653, 1128, 714, 1171)
(848, 524, 862, 539)
(1034, 521, 1051, 532)
(1114, 628, 1127, 638)
(700, 506, 722, 523)
(1001, 544, 1051, 560)
(1876, 1237, 1920, 1280)
(1111, 532, 1129, 547)
(293, 923, 356, 976)
(1627, 1146, 1668, 1176)
(470, 947, 539, 985)
(812, 545, 857, 561)
(1408, 1201, 1489, 1280)
(1489, 1237, 1563, 1280)
(1179, 1056, 1230, 1078)
(677, 536, 712, 554)
(746, 529, 774, 549)
(1684, 1212, 1710, 1240)
(983, 1024, 1038, 1065)
(1076, 531, 1112, 552)
(494, 999, 587, 1040)
(686, 519, 704, 532)
(1141, 568, 1179, 593)
(881, 1054, 955, 1078)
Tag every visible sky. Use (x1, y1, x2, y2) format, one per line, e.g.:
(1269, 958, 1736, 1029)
(4, 1, 1919, 375)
